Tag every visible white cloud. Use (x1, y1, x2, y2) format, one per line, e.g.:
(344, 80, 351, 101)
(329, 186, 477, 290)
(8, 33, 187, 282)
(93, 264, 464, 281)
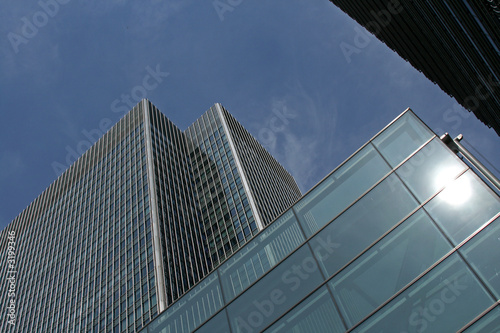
(255, 80, 339, 192)
(0, 0, 63, 81)
(53, 105, 81, 141)
(280, 131, 319, 191)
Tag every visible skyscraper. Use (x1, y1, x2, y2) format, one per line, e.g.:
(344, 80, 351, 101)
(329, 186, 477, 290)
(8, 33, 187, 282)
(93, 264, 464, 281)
(0, 100, 301, 333)
(139, 108, 500, 333)
(185, 105, 301, 266)
(331, 0, 500, 135)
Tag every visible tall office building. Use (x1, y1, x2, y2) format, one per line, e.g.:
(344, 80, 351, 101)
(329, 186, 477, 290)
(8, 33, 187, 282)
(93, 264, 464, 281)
(331, 0, 500, 135)
(139, 108, 500, 333)
(0, 100, 301, 333)
(185, 105, 301, 266)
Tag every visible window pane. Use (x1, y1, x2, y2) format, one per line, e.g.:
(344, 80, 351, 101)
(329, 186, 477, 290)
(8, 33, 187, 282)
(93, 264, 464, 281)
(218, 210, 305, 302)
(294, 144, 391, 237)
(353, 253, 495, 333)
(460, 217, 500, 298)
(194, 309, 231, 333)
(396, 138, 467, 203)
(426, 170, 500, 245)
(462, 306, 500, 333)
(330, 209, 452, 328)
(227, 246, 324, 333)
(372, 111, 434, 168)
(147, 272, 223, 333)
(309, 173, 418, 277)
(264, 286, 345, 333)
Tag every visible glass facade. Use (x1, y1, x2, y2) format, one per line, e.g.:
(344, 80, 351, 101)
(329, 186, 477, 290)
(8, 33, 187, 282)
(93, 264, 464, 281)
(0, 100, 301, 333)
(147, 102, 211, 306)
(220, 107, 301, 228)
(329, 1, 500, 135)
(139, 109, 500, 333)
(0, 106, 156, 332)
(185, 105, 301, 266)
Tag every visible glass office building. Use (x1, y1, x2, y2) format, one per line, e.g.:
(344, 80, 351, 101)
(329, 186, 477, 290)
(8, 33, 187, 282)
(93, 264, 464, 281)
(0, 100, 301, 333)
(140, 108, 500, 333)
(330, 0, 500, 135)
(185, 105, 301, 266)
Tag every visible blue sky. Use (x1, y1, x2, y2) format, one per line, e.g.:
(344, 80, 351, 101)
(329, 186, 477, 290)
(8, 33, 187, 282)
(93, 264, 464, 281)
(1, 0, 499, 231)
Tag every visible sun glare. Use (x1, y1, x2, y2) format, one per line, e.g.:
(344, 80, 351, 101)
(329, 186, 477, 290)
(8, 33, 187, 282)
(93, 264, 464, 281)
(438, 175, 472, 206)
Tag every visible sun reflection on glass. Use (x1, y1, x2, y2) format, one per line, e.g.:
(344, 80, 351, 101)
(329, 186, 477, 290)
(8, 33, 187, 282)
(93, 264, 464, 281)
(438, 175, 472, 206)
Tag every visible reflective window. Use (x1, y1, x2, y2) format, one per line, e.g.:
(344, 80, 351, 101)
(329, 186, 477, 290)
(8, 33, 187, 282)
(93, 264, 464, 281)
(227, 246, 324, 333)
(372, 111, 434, 168)
(462, 306, 500, 333)
(309, 173, 418, 277)
(460, 217, 500, 298)
(194, 309, 231, 333)
(396, 138, 467, 203)
(294, 144, 391, 237)
(353, 253, 495, 333)
(264, 286, 345, 333)
(147, 273, 223, 333)
(426, 170, 500, 245)
(218, 210, 304, 302)
(330, 209, 452, 328)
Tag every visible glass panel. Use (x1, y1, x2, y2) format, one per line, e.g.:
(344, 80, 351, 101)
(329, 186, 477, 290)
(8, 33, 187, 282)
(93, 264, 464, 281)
(329, 209, 452, 328)
(194, 309, 231, 333)
(426, 170, 500, 245)
(309, 173, 418, 277)
(460, 217, 500, 298)
(396, 138, 467, 203)
(462, 306, 500, 333)
(353, 253, 495, 333)
(218, 210, 305, 302)
(227, 246, 324, 333)
(294, 144, 391, 237)
(147, 272, 223, 333)
(372, 111, 434, 168)
(264, 286, 345, 333)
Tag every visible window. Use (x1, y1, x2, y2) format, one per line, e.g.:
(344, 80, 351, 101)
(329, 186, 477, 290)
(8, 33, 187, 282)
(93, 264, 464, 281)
(354, 253, 495, 333)
(294, 144, 391, 236)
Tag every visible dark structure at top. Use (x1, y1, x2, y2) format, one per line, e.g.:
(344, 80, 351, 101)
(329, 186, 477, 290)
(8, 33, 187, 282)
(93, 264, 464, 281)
(331, 0, 500, 135)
